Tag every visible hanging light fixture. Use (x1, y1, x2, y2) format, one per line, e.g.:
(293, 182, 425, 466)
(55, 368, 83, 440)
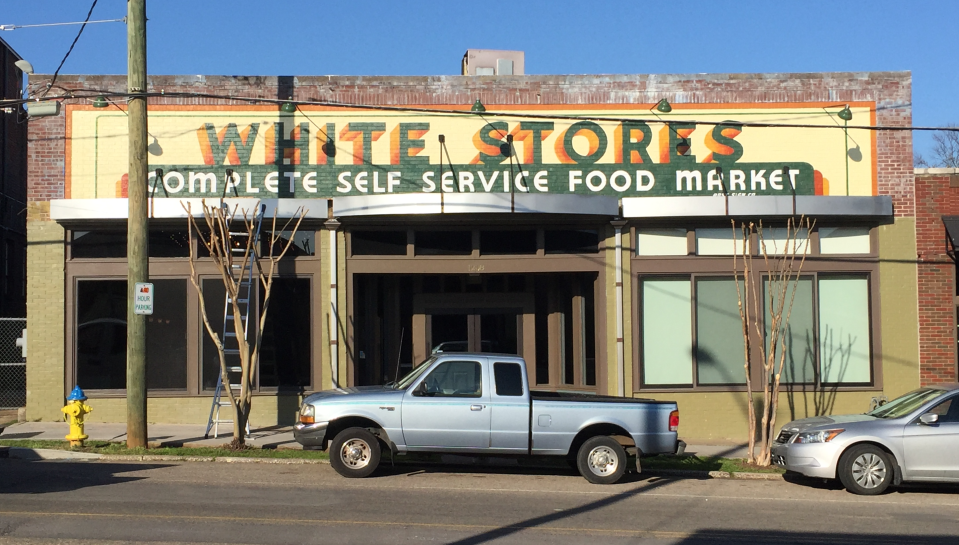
(655, 99, 672, 113)
(471, 99, 486, 112)
(280, 102, 296, 113)
(92, 96, 109, 108)
(838, 106, 853, 121)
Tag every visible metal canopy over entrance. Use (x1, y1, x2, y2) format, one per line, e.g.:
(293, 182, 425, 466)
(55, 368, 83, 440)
(943, 216, 959, 263)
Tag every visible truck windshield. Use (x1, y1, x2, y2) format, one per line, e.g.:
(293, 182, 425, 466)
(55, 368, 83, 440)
(392, 357, 436, 390)
(867, 388, 949, 419)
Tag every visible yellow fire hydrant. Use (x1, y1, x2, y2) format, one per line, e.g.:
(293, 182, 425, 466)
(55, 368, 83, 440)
(62, 385, 92, 447)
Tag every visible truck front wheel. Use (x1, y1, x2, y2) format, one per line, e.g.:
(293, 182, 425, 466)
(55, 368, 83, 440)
(577, 436, 627, 484)
(329, 427, 381, 478)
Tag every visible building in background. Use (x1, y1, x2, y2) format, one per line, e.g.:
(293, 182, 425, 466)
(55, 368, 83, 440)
(23, 70, 920, 442)
(916, 168, 959, 385)
(0, 37, 27, 318)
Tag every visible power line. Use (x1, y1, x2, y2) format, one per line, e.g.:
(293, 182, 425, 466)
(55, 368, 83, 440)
(0, 18, 123, 31)
(41, 0, 100, 97)
(7, 88, 959, 133)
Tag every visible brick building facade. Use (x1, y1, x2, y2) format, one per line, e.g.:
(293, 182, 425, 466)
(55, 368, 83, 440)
(25, 70, 920, 442)
(915, 168, 959, 385)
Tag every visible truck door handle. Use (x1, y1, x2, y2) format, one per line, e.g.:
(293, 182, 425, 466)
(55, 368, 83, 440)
(470, 404, 484, 411)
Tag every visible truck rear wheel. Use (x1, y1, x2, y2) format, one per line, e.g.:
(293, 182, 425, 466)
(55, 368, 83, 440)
(577, 436, 627, 484)
(329, 427, 381, 478)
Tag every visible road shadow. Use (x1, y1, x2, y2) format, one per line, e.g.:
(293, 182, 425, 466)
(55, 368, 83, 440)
(0, 460, 172, 495)
(0, 431, 41, 439)
(675, 529, 954, 544)
(446, 474, 679, 544)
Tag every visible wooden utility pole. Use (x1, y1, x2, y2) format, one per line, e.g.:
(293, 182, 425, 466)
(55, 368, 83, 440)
(126, 0, 148, 448)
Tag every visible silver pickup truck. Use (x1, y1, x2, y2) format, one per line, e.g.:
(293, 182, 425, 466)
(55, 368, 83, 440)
(294, 353, 680, 484)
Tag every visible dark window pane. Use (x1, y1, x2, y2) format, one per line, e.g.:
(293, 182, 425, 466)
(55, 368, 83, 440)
(534, 278, 549, 385)
(72, 231, 126, 258)
(480, 230, 536, 255)
(146, 280, 188, 389)
(201, 279, 227, 390)
(494, 362, 524, 396)
(582, 275, 596, 386)
(545, 229, 599, 254)
(76, 279, 187, 390)
(415, 231, 472, 255)
(149, 231, 191, 257)
(76, 280, 127, 389)
(259, 278, 312, 388)
(424, 360, 482, 397)
(352, 231, 407, 256)
(269, 230, 315, 257)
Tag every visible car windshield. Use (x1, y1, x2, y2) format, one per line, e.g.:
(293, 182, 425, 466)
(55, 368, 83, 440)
(393, 357, 436, 390)
(867, 388, 949, 419)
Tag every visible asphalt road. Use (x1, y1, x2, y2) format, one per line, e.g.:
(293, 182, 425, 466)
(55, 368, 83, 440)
(1, 458, 959, 544)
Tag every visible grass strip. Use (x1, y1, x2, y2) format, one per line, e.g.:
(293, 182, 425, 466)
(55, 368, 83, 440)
(0, 439, 329, 460)
(0, 439, 784, 474)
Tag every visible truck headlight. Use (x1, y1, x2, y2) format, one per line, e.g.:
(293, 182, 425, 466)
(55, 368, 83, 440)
(794, 429, 844, 444)
(299, 404, 315, 424)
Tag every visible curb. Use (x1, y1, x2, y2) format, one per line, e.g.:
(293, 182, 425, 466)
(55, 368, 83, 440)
(1, 449, 785, 477)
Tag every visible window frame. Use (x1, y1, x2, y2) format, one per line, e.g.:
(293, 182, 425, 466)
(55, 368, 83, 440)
(631, 222, 882, 393)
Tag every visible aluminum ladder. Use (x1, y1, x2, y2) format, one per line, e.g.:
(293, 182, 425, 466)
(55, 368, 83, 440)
(204, 203, 265, 439)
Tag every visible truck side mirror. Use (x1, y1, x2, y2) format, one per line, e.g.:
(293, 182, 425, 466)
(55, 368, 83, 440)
(412, 382, 428, 397)
(919, 413, 939, 425)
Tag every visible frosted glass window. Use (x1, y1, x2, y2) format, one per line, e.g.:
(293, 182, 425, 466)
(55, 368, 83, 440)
(637, 229, 687, 256)
(764, 277, 816, 383)
(696, 278, 746, 385)
(642, 279, 693, 385)
(820, 227, 870, 254)
(760, 227, 810, 256)
(696, 228, 746, 255)
(819, 277, 871, 383)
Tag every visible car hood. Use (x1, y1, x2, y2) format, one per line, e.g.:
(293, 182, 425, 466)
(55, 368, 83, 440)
(303, 385, 403, 405)
(781, 413, 877, 433)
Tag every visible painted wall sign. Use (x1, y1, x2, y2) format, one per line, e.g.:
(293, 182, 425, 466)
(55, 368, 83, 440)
(65, 103, 877, 200)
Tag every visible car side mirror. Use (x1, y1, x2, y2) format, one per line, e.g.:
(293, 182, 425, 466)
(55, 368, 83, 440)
(919, 413, 939, 425)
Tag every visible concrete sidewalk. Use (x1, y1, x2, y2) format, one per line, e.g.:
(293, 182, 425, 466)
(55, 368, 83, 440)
(0, 421, 749, 458)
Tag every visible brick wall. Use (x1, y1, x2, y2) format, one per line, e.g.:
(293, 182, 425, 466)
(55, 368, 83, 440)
(915, 168, 959, 384)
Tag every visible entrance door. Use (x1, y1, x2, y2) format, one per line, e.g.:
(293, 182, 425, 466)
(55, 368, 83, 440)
(428, 309, 520, 355)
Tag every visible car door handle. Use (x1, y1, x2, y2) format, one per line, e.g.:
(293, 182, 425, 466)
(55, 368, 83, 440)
(470, 404, 484, 411)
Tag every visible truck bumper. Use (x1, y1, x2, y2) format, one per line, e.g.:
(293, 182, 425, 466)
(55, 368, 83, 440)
(293, 421, 329, 449)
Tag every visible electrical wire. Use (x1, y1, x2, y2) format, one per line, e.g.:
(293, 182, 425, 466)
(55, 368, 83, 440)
(42, 0, 99, 97)
(5, 87, 958, 133)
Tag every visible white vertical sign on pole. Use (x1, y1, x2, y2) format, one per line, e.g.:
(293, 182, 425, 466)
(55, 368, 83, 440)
(133, 282, 154, 315)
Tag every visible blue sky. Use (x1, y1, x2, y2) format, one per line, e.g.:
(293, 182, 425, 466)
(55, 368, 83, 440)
(2, 0, 956, 159)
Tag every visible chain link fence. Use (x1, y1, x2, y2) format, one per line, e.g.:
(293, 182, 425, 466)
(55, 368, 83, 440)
(0, 318, 26, 409)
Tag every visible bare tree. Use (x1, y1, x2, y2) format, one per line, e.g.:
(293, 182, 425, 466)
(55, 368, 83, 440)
(733, 217, 814, 465)
(916, 126, 959, 168)
(184, 200, 306, 447)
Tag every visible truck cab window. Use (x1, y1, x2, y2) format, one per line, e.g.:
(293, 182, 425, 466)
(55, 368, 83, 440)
(493, 362, 524, 396)
(423, 360, 482, 397)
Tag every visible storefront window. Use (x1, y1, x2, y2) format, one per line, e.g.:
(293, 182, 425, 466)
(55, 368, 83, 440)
(819, 227, 871, 254)
(71, 230, 192, 258)
(415, 231, 472, 255)
(545, 229, 599, 254)
(695, 228, 745, 256)
(268, 230, 315, 257)
(696, 278, 746, 385)
(818, 276, 871, 383)
(765, 277, 816, 383)
(76, 279, 188, 390)
(480, 230, 536, 255)
(641, 279, 693, 385)
(351, 231, 407, 255)
(636, 228, 687, 256)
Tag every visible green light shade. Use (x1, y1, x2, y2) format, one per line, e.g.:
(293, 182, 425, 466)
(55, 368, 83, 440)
(280, 102, 296, 113)
(838, 106, 852, 121)
(471, 99, 486, 112)
(655, 99, 672, 113)
(92, 96, 108, 108)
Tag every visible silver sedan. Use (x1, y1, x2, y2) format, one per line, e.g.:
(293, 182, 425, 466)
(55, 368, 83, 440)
(772, 384, 959, 495)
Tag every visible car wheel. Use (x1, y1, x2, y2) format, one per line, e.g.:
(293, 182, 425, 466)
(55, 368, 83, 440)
(577, 436, 627, 485)
(838, 444, 893, 495)
(329, 427, 381, 479)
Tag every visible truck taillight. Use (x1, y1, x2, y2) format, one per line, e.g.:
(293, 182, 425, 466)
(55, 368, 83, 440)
(669, 410, 679, 432)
